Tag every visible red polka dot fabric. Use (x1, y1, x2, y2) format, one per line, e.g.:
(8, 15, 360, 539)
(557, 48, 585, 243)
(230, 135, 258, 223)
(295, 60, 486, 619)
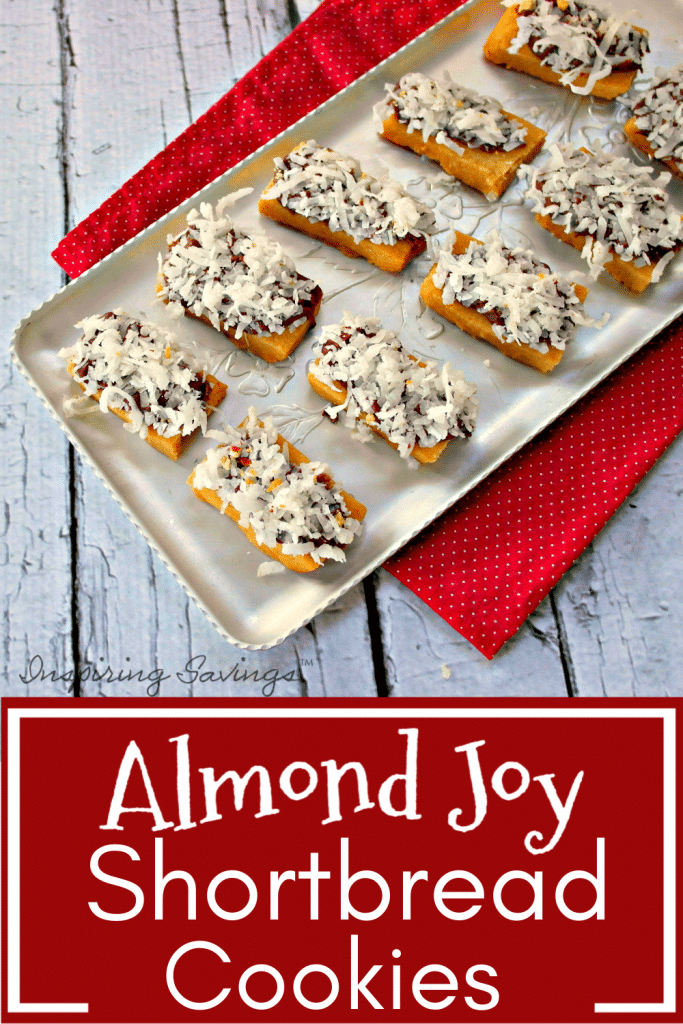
(52, 0, 683, 659)
(386, 319, 683, 656)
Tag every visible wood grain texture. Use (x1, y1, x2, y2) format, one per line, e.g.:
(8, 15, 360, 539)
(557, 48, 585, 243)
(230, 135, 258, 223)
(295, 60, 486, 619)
(63, 0, 236, 696)
(375, 573, 569, 696)
(294, 0, 324, 20)
(2, 0, 682, 698)
(554, 433, 683, 696)
(65, 0, 192, 225)
(1, 4, 74, 695)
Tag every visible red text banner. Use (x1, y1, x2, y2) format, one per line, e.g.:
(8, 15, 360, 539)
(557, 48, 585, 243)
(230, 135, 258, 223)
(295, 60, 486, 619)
(2, 698, 679, 1023)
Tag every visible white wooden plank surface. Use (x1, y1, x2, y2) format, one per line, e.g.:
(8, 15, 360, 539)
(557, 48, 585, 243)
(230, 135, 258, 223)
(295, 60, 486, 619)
(65, 0, 205, 696)
(294, 0, 324, 19)
(1, 5, 74, 696)
(375, 574, 568, 695)
(2, 0, 682, 697)
(554, 432, 683, 696)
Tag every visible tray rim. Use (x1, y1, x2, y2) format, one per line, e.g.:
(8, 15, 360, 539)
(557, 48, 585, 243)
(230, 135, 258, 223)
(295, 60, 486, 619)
(10, 0, 683, 651)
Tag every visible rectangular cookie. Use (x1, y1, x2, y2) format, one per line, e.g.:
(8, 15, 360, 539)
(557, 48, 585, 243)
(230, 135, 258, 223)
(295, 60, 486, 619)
(307, 313, 478, 462)
(59, 311, 227, 460)
(258, 140, 435, 274)
(420, 231, 596, 374)
(377, 73, 546, 199)
(624, 66, 683, 183)
(484, 0, 648, 100)
(526, 145, 683, 293)
(188, 409, 366, 573)
(158, 189, 322, 364)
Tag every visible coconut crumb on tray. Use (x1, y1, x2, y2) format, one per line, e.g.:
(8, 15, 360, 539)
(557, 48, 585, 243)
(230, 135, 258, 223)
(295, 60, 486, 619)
(63, 395, 101, 418)
(257, 561, 287, 577)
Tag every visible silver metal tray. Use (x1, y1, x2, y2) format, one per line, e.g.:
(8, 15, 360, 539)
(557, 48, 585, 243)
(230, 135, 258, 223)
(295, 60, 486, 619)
(11, 0, 683, 649)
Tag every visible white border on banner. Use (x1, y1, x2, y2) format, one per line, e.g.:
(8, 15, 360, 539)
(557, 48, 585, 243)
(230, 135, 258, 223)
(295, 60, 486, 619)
(5, 705, 676, 1017)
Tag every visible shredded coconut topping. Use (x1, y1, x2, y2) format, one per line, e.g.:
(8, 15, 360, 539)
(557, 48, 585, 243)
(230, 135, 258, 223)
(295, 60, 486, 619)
(525, 144, 683, 279)
(433, 231, 605, 351)
(263, 140, 436, 246)
(310, 313, 478, 459)
(379, 72, 529, 153)
(159, 189, 318, 338)
(193, 409, 362, 565)
(633, 66, 683, 165)
(504, 0, 649, 96)
(58, 310, 216, 440)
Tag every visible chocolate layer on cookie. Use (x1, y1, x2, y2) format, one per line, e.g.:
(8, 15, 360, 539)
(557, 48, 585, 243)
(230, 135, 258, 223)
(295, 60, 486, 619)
(308, 313, 478, 462)
(158, 189, 321, 363)
(377, 73, 546, 198)
(421, 231, 601, 373)
(59, 310, 226, 459)
(188, 408, 365, 572)
(484, 0, 648, 99)
(259, 141, 435, 273)
(525, 144, 683, 292)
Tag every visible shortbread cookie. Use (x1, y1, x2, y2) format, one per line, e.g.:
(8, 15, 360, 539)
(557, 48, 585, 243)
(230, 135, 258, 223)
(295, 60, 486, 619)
(377, 73, 546, 199)
(258, 141, 435, 273)
(484, 0, 648, 100)
(525, 144, 683, 293)
(307, 313, 478, 462)
(420, 231, 598, 374)
(59, 311, 227, 460)
(158, 189, 322, 363)
(188, 408, 366, 572)
(624, 66, 683, 182)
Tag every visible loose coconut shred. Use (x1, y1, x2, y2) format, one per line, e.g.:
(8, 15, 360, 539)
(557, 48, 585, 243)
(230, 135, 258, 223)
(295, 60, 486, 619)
(633, 66, 683, 165)
(263, 141, 436, 246)
(159, 188, 318, 337)
(194, 409, 362, 566)
(310, 313, 478, 459)
(378, 72, 529, 153)
(433, 231, 606, 351)
(58, 311, 215, 440)
(504, 0, 649, 96)
(525, 144, 683, 280)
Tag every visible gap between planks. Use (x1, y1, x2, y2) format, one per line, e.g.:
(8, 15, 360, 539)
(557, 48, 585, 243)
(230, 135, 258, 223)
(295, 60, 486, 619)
(55, 0, 82, 696)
